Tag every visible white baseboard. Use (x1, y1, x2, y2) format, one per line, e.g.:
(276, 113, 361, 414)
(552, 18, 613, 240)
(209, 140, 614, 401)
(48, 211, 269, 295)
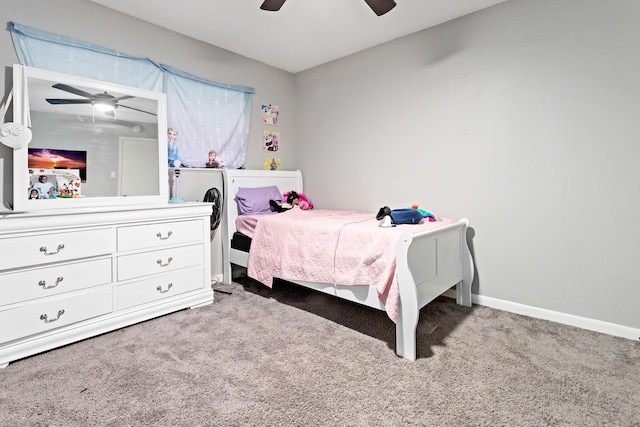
(442, 290, 639, 342)
(210, 274, 223, 285)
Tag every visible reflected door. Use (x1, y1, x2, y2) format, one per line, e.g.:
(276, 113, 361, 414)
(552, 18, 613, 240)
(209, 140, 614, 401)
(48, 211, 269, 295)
(119, 137, 159, 197)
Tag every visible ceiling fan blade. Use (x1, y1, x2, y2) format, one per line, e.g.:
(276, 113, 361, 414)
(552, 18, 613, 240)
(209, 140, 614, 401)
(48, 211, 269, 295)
(260, 0, 287, 11)
(112, 95, 135, 102)
(51, 83, 96, 99)
(363, 0, 396, 16)
(119, 104, 157, 116)
(46, 98, 93, 105)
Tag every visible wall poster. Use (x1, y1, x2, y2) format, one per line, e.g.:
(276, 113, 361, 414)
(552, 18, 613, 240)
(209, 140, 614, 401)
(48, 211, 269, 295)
(262, 130, 279, 152)
(264, 157, 281, 171)
(28, 148, 87, 181)
(261, 103, 279, 126)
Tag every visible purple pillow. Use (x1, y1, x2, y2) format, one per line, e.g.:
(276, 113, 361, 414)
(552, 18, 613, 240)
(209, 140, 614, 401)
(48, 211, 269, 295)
(236, 186, 282, 215)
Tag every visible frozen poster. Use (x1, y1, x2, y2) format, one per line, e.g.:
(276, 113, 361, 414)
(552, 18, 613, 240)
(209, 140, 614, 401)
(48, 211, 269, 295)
(261, 103, 279, 126)
(262, 130, 279, 152)
(264, 157, 281, 171)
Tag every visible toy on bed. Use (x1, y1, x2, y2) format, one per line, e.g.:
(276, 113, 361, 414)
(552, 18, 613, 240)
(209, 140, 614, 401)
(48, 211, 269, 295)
(410, 204, 441, 222)
(376, 204, 441, 226)
(269, 190, 314, 213)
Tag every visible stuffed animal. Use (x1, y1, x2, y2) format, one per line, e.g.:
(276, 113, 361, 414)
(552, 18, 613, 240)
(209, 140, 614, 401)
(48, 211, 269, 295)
(376, 204, 440, 226)
(376, 205, 394, 227)
(411, 204, 441, 222)
(283, 190, 314, 210)
(269, 190, 314, 213)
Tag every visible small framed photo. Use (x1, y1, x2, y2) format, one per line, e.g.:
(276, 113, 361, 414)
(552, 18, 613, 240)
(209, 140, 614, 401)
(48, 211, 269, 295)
(28, 168, 81, 200)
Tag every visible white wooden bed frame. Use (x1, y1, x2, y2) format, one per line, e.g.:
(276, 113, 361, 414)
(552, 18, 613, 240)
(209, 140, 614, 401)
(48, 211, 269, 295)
(221, 169, 474, 361)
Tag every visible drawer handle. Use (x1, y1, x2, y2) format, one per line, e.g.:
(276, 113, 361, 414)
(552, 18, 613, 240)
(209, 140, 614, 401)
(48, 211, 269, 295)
(156, 231, 173, 240)
(40, 309, 65, 323)
(157, 257, 173, 267)
(40, 244, 65, 256)
(156, 283, 173, 294)
(38, 277, 64, 289)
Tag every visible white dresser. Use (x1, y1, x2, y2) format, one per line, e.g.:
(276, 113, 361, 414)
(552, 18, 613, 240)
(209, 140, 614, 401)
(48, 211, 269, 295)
(0, 203, 214, 368)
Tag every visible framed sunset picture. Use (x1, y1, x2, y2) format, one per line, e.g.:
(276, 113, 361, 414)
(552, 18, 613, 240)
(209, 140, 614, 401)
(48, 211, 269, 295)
(28, 148, 87, 181)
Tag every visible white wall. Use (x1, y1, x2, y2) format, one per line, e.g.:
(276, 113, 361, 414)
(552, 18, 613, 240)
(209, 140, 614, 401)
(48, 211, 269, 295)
(0, 0, 297, 207)
(295, 0, 640, 330)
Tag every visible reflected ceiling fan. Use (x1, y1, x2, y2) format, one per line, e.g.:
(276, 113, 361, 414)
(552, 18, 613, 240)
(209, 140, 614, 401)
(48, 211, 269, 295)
(260, 0, 397, 16)
(46, 83, 156, 116)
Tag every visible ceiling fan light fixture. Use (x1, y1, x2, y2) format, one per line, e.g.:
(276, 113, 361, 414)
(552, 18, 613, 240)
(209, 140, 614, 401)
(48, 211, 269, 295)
(364, 0, 397, 16)
(93, 101, 115, 112)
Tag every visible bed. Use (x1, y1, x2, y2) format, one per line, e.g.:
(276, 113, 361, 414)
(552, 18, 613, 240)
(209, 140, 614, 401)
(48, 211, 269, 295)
(221, 169, 474, 361)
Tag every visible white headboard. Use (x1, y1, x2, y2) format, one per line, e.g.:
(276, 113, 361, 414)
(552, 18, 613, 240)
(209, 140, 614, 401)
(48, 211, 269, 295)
(221, 169, 303, 282)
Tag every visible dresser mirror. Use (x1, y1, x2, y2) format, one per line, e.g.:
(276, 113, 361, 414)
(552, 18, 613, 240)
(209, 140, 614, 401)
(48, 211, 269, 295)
(12, 64, 168, 212)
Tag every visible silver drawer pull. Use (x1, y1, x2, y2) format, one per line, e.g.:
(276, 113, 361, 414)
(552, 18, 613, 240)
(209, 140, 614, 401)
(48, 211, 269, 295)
(38, 277, 64, 289)
(157, 257, 173, 267)
(156, 283, 173, 294)
(40, 244, 65, 256)
(156, 231, 173, 240)
(40, 309, 65, 323)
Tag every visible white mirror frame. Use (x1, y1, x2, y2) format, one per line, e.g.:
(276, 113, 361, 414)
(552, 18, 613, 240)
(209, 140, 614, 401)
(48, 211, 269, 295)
(12, 64, 168, 212)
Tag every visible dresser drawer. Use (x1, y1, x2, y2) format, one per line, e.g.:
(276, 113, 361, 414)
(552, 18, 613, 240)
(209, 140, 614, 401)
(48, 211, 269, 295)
(117, 244, 203, 281)
(117, 219, 203, 252)
(0, 258, 112, 307)
(115, 267, 204, 310)
(0, 287, 113, 344)
(0, 228, 114, 270)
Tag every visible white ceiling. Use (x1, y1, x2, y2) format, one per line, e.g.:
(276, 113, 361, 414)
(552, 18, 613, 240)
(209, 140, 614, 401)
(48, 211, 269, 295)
(88, 0, 507, 74)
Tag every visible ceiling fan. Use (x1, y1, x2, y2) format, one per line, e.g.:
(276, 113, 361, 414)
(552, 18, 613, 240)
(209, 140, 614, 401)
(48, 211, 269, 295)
(46, 83, 156, 116)
(260, 0, 397, 16)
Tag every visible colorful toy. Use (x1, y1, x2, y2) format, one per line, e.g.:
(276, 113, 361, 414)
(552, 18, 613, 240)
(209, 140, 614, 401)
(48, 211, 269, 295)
(411, 204, 441, 222)
(283, 191, 314, 210)
(270, 190, 314, 212)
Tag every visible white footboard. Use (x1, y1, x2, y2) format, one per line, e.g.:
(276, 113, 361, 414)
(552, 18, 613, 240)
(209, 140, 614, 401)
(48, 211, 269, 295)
(394, 218, 473, 361)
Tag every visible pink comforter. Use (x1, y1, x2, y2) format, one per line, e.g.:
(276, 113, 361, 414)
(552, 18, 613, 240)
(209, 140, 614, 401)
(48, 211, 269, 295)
(246, 209, 454, 323)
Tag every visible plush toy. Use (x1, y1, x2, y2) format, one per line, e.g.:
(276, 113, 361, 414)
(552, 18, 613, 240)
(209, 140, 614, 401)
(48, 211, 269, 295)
(283, 191, 313, 210)
(269, 190, 314, 213)
(376, 205, 394, 228)
(375, 204, 441, 226)
(411, 204, 441, 222)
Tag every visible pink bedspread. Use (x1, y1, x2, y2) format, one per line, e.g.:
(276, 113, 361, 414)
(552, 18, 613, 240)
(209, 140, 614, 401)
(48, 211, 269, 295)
(246, 209, 454, 323)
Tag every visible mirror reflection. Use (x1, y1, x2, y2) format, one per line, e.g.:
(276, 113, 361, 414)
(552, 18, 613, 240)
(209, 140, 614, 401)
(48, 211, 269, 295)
(26, 76, 159, 199)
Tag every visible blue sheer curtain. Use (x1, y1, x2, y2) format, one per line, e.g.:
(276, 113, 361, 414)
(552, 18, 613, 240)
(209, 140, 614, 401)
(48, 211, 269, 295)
(9, 22, 254, 168)
(10, 22, 163, 91)
(162, 65, 253, 169)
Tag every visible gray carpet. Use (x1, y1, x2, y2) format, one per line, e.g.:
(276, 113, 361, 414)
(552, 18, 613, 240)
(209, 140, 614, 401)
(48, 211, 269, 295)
(1, 278, 638, 426)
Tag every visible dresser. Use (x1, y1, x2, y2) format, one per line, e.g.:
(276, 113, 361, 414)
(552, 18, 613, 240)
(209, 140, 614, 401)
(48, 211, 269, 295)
(0, 203, 214, 368)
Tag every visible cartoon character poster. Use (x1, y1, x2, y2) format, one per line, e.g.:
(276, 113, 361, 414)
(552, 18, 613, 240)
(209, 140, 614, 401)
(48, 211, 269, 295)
(261, 103, 279, 126)
(264, 157, 281, 171)
(262, 130, 279, 152)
